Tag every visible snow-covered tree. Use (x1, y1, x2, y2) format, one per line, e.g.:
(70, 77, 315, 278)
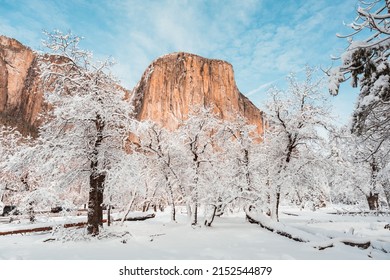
(0, 126, 27, 211)
(175, 107, 226, 226)
(104, 151, 144, 224)
(1, 127, 59, 221)
(328, 127, 390, 210)
(126, 114, 255, 227)
(258, 67, 333, 221)
(223, 116, 260, 194)
(329, 0, 390, 152)
(377, 152, 390, 208)
(135, 121, 184, 221)
(16, 30, 135, 235)
(203, 116, 262, 220)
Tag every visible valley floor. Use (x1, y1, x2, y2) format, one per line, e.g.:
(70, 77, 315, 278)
(0, 207, 389, 260)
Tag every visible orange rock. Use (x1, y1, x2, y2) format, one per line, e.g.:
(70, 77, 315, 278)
(131, 52, 265, 136)
(0, 37, 264, 138)
(0, 36, 42, 136)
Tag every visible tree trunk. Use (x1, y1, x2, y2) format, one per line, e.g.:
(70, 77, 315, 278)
(191, 202, 198, 226)
(87, 172, 105, 235)
(142, 202, 148, 212)
(270, 190, 281, 222)
(166, 178, 176, 222)
(366, 192, 379, 210)
(191, 177, 199, 226)
(107, 205, 111, 227)
(186, 201, 192, 219)
(98, 184, 103, 226)
(215, 199, 224, 217)
(171, 201, 176, 222)
(275, 191, 280, 221)
(28, 201, 35, 223)
(382, 181, 390, 208)
(204, 205, 217, 227)
(121, 194, 137, 225)
(87, 114, 105, 236)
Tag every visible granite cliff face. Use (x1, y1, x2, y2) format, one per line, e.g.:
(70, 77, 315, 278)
(0, 36, 43, 136)
(0, 37, 264, 137)
(0, 36, 128, 136)
(132, 52, 264, 135)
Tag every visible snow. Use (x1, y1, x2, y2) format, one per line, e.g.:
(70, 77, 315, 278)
(0, 206, 389, 260)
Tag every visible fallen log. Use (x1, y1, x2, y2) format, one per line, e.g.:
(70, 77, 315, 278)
(0, 213, 156, 236)
(328, 210, 390, 216)
(246, 208, 379, 251)
(0, 226, 53, 236)
(317, 244, 334, 250)
(0, 222, 86, 236)
(246, 210, 308, 242)
(313, 238, 372, 251)
(122, 213, 155, 221)
(342, 240, 371, 249)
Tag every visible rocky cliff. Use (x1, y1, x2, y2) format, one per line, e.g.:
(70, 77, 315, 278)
(0, 36, 43, 136)
(0, 36, 129, 136)
(132, 52, 264, 135)
(0, 37, 264, 137)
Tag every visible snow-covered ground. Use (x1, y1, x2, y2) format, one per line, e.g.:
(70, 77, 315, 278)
(0, 206, 389, 260)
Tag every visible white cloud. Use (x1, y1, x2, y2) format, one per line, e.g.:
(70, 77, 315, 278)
(102, 0, 264, 89)
(247, 80, 278, 97)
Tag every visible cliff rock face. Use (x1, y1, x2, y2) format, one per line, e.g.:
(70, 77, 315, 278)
(0, 37, 264, 138)
(132, 52, 264, 135)
(0, 36, 43, 136)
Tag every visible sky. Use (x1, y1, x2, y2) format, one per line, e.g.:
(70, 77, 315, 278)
(0, 0, 362, 125)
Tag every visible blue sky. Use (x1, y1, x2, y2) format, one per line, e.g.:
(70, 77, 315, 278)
(0, 0, 361, 125)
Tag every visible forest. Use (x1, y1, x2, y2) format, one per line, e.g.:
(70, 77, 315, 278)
(0, 0, 390, 260)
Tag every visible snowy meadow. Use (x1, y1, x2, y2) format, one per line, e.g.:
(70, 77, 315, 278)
(0, 206, 389, 260)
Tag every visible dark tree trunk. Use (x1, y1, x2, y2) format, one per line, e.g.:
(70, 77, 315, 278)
(190, 186, 199, 226)
(166, 178, 176, 222)
(366, 192, 379, 210)
(21, 176, 35, 223)
(192, 203, 198, 226)
(98, 184, 104, 226)
(265, 190, 271, 217)
(271, 141, 294, 222)
(204, 205, 217, 227)
(243, 149, 251, 191)
(190, 143, 200, 226)
(275, 191, 280, 222)
(107, 205, 111, 227)
(191, 175, 199, 226)
(87, 172, 105, 235)
(383, 181, 390, 208)
(87, 114, 105, 236)
(170, 201, 176, 222)
(28, 201, 35, 223)
(215, 199, 224, 217)
(366, 158, 379, 211)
